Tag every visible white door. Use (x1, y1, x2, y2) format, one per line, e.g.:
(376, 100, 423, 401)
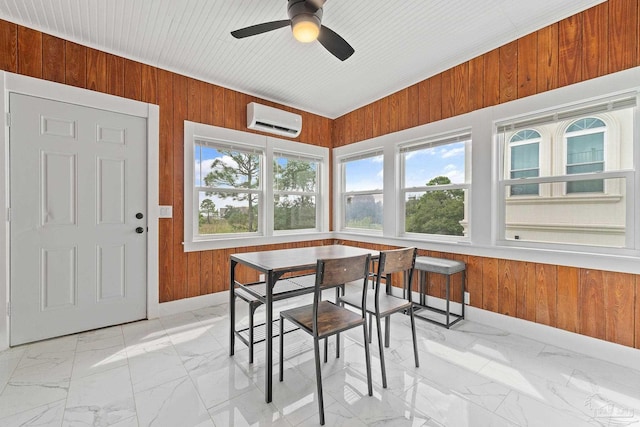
(9, 93, 147, 345)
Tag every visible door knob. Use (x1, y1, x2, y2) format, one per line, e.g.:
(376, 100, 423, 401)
(136, 213, 144, 219)
(135, 227, 144, 234)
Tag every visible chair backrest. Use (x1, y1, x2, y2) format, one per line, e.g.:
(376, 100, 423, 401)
(312, 254, 371, 330)
(375, 247, 417, 302)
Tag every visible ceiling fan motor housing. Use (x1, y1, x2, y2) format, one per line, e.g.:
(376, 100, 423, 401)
(288, 0, 322, 29)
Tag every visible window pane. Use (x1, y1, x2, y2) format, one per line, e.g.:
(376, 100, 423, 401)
(198, 191, 259, 234)
(505, 178, 625, 247)
(344, 194, 383, 229)
(344, 156, 383, 192)
(567, 133, 604, 165)
(405, 190, 466, 236)
(274, 156, 317, 192)
(404, 141, 466, 186)
(511, 143, 539, 170)
(510, 169, 539, 195)
(198, 145, 261, 189)
(274, 195, 316, 230)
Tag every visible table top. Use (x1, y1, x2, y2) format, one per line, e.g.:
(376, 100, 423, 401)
(231, 245, 378, 273)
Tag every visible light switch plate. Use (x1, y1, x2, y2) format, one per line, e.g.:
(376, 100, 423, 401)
(159, 205, 173, 218)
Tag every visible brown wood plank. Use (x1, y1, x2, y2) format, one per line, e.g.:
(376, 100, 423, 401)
(364, 103, 374, 140)
(388, 91, 400, 133)
(106, 54, 124, 97)
(408, 83, 420, 128)
(499, 40, 518, 103)
(223, 88, 236, 130)
(517, 33, 537, 98)
(536, 24, 559, 92)
(453, 63, 469, 116)
(636, 276, 640, 349)
(0, 19, 18, 72)
(498, 259, 517, 317)
(42, 34, 65, 83)
(482, 258, 499, 312)
(428, 74, 442, 122)
(212, 85, 225, 127)
(354, 107, 366, 142)
(141, 64, 157, 104)
(579, 269, 606, 340)
(172, 73, 189, 301)
(465, 255, 483, 308)
(156, 69, 174, 302)
(603, 271, 635, 347)
(201, 82, 214, 126)
(86, 48, 107, 93)
(608, 0, 637, 73)
(535, 264, 557, 327)
(17, 26, 42, 78)
(417, 79, 430, 125)
(556, 265, 579, 333)
(187, 252, 201, 298)
(440, 69, 455, 120)
(124, 59, 142, 101)
(558, 14, 583, 87)
(64, 41, 86, 88)
(468, 56, 484, 112)
(483, 49, 500, 107)
(582, 2, 609, 80)
(396, 88, 409, 131)
(379, 96, 390, 136)
(200, 251, 213, 294)
(515, 262, 536, 322)
(188, 78, 202, 122)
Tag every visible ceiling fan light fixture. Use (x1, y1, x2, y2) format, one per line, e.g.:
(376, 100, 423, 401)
(291, 16, 320, 43)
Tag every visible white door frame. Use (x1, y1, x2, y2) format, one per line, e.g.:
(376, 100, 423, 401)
(0, 71, 160, 351)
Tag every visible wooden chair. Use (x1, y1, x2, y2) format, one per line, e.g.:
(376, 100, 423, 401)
(339, 247, 418, 389)
(279, 254, 373, 425)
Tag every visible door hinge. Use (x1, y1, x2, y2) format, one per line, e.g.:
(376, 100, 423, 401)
(5, 112, 10, 127)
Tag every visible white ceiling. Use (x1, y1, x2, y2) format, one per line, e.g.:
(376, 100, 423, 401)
(0, 0, 605, 118)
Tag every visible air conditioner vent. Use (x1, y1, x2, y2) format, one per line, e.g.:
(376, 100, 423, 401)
(247, 102, 302, 138)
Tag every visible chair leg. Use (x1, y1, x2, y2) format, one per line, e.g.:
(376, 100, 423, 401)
(384, 316, 391, 348)
(362, 323, 373, 397)
(375, 315, 387, 388)
(368, 312, 373, 343)
(324, 337, 328, 363)
(249, 303, 257, 364)
(410, 307, 420, 368)
(313, 338, 325, 425)
(279, 316, 285, 382)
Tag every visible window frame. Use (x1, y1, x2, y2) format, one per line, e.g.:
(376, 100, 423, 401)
(563, 117, 607, 195)
(495, 95, 637, 253)
(184, 121, 330, 251)
(398, 132, 471, 242)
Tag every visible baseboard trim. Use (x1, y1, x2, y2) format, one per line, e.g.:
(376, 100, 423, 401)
(466, 306, 640, 371)
(158, 291, 229, 317)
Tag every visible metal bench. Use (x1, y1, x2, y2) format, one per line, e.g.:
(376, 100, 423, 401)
(413, 256, 465, 328)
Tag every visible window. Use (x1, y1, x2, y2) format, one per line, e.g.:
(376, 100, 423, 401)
(497, 95, 636, 249)
(273, 153, 319, 231)
(184, 122, 329, 251)
(509, 130, 540, 196)
(565, 118, 605, 193)
(340, 152, 383, 231)
(195, 142, 263, 235)
(400, 133, 470, 238)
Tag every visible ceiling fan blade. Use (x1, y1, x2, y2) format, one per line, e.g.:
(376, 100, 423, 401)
(317, 25, 354, 61)
(231, 20, 291, 39)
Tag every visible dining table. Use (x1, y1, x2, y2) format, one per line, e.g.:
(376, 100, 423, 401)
(229, 244, 377, 403)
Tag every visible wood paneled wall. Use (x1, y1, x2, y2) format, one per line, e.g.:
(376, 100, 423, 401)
(1, 0, 639, 350)
(0, 18, 333, 304)
(332, 0, 639, 147)
(333, 0, 640, 350)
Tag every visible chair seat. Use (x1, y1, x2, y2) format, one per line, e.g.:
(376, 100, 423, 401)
(414, 256, 465, 275)
(280, 301, 365, 338)
(340, 289, 412, 317)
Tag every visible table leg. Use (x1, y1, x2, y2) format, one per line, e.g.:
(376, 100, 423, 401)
(265, 271, 274, 403)
(229, 260, 237, 356)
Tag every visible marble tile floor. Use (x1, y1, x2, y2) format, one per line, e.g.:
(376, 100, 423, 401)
(1, 290, 639, 427)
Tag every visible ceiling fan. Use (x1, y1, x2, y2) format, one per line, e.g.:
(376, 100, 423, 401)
(230, 0, 354, 61)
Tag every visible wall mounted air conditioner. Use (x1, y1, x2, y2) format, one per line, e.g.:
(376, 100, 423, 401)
(247, 102, 302, 138)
